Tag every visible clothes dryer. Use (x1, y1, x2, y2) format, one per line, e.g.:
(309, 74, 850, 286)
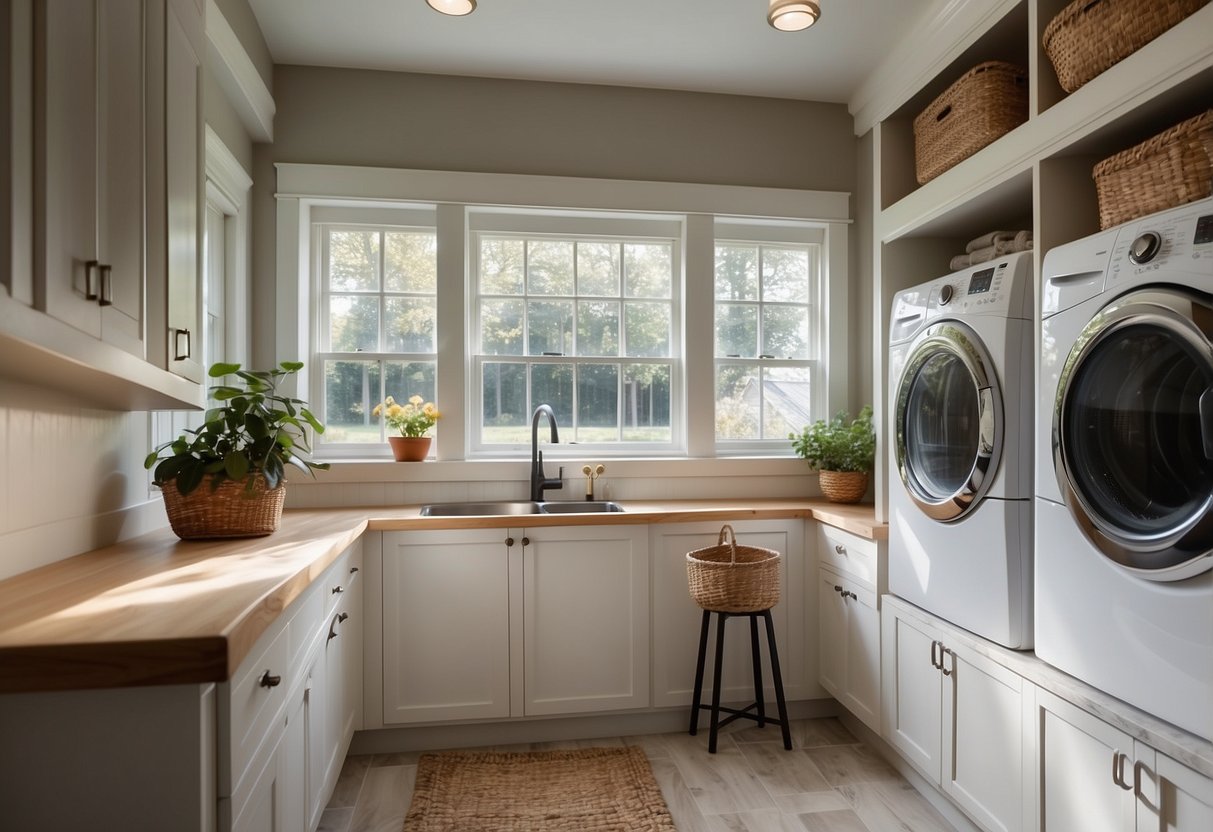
(888, 251, 1034, 648)
(1037, 197, 1213, 742)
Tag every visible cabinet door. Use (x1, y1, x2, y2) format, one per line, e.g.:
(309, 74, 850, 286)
(840, 581, 880, 733)
(1036, 689, 1135, 832)
(817, 568, 846, 699)
(382, 529, 512, 724)
(881, 605, 942, 779)
(523, 525, 649, 716)
(942, 640, 1026, 832)
(650, 521, 797, 708)
(37, 2, 99, 337)
(1151, 751, 1213, 832)
(162, 0, 202, 381)
(276, 678, 309, 832)
(95, 0, 144, 355)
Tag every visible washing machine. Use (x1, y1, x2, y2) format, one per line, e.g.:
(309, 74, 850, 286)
(888, 251, 1034, 649)
(1037, 197, 1213, 742)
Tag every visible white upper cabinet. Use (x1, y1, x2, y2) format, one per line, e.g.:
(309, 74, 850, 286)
(1, 0, 203, 409)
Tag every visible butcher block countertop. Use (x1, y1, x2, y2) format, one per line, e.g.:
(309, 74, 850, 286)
(0, 499, 883, 694)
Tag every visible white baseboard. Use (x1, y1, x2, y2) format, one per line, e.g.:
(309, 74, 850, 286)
(350, 699, 840, 755)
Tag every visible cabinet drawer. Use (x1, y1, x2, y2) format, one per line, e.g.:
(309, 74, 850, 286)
(228, 624, 289, 791)
(818, 524, 877, 586)
(288, 582, 325, 671)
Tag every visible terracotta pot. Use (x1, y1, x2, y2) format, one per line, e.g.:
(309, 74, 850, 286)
(389, 436, 432, 462)
(818, 470, 868, 504)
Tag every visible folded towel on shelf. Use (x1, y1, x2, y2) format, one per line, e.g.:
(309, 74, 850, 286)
(951, 233, 1033, 270)
(966, 230, 1017, 253)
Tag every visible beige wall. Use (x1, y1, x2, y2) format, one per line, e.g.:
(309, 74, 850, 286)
(855, 129, 875, 412)
(252, 66, 859, 364)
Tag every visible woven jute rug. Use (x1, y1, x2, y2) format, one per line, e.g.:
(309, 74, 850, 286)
(403, 746, 677, 831)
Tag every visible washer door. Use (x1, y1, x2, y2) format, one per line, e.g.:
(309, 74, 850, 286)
(1054, 288, 1213, 581)
(895, 321, 1002, 522)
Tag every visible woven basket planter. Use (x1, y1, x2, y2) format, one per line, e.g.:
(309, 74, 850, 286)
(161, 475, 286, 540)
(1093, 110, 1213, 229)
(913, 61, 1027, 185)
(686, 525, 781, 613)
(1043, 0, 1208, 94)
(818, 470, 869, 504)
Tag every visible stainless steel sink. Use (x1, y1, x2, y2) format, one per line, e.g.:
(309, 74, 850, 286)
(418, 500, 625, 516)
(419, 501, 543, 516)
(539, 501, 625, 514)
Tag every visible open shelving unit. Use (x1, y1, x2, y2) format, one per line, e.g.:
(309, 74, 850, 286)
(859, 0, 1213, 520)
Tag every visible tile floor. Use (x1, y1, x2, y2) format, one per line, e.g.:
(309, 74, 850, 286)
(319, 717, 959, 832)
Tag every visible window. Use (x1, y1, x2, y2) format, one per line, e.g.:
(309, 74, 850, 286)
(714, 224, 821, 448)
(471, 217, 679, 451)
(316, 222, 438, 450)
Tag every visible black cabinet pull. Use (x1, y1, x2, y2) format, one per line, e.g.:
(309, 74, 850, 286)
(259, 670, 281, 688)
(349, 566, 359, 574)
(332, 585, 344, 594)
(173, 328, 191, 361)
(505, 537, 514, 547)
(98, 264, 113, 306)
(85, 260, 100, 300)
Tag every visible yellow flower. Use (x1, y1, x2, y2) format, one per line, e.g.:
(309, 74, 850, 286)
(385, 396, 395, 405)
(387, 404, 404, 419)
(409, 395, 424, 406)
(371, 404, 382, 417)
(422, 402, 437, 418)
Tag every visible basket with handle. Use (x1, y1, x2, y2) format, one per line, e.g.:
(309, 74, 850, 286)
(1043, 0, 1208, 94)
(686, 525, 781, 613)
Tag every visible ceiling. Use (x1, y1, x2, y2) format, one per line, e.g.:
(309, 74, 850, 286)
(247, 0, 934, 103)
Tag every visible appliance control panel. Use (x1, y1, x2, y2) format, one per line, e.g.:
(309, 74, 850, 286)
(925, 250, 1032, 319)
(1107, 199, 1213, 288)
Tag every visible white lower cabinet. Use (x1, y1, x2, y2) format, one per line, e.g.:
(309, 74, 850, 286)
(225, 541, 363, 832)
(381, 524, 649, 725)
(818, 565, 880, 732)
(882, 597, 1031, 832)
(1036, 689, 1213, 832)
(649, 520, 805, 708)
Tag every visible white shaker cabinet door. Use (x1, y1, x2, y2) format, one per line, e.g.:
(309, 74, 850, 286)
(839, 580, 881, 733)
(882, 603, 943, 778)
(382, 529, 514, 724)
(1150, 751, 1213, 832)
(522, 524, 649, 716)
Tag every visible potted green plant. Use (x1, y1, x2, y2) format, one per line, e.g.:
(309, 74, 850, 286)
(372, 394, 442, 461)
(145, 361, 330, 538)
(789, 405, 876, 503)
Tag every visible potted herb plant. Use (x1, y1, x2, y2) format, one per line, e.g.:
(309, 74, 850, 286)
(145, 361, 330, 539)
(373, 394, 442, 461)
(789, 405, 876, 503)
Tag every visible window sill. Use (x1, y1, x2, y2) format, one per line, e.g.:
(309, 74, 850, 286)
(305, 456, 814, 484)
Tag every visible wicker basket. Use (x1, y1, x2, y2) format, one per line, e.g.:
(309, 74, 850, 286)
(686, 525, 781, 613)
(914, 61, 1028, 185)
(161, 475, 286, 540)
(1043, 0, 1208, 94)
(818, 470, 869, 504)
(1092, 110, 1213, 229)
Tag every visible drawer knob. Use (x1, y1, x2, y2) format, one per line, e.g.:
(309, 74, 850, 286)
(834, 544, 847, 555)
(259, 671, 282, 689)
(833, 585, 843, 593)
(349, 566, 360, 574)
(332, 585, 344, 594)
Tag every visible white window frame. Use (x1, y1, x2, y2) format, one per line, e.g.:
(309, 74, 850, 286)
(275, 164, 850, 466)
(468, 209, 683, 456)
(712, 220, 826, 455)
(309, 205, 438, 459)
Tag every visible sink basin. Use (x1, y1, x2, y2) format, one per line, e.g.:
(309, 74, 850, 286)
(419, 501, 543, 516)
(539, 501, 625, 514)
(418, 500, 625, 516)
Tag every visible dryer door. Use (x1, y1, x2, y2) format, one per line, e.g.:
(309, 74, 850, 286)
(894, 321, 1002, 522)
(1055, 288, 1213, 581)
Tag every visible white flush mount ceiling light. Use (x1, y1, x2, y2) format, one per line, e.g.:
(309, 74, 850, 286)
(426, 0, 476, 16)
(767, 0, 820, 32)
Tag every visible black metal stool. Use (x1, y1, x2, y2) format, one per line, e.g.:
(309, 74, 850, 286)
(688, 607, 792, 753)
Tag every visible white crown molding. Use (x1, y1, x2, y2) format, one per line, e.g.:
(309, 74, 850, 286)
(848, 0, 1019, 136)
(205, 0, 275, 142)
(204, 125, 253, 196)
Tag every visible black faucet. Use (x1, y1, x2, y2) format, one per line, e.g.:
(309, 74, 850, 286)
(530, 404, 564, 502)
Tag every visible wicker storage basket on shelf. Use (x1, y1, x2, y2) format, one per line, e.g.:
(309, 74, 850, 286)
(1092, 110, 1213, 229)
(161, 475, 286, 539)
(913, 61, 1028, 185)
(818, 470, 869, 504)
(686, 525, 781, 613)
(1043, 0, 1208, 94)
